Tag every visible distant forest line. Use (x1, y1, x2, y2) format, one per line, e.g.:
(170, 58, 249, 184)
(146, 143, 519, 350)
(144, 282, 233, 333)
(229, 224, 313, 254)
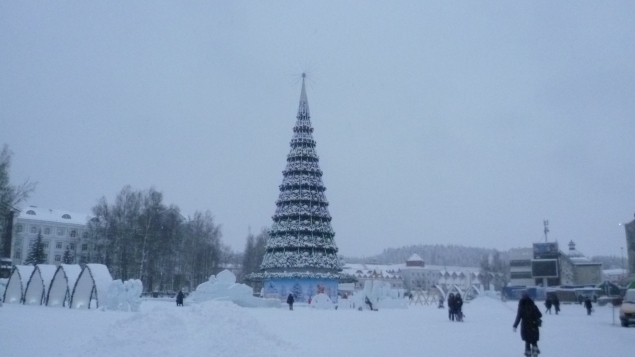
(342, 244, 622, 269)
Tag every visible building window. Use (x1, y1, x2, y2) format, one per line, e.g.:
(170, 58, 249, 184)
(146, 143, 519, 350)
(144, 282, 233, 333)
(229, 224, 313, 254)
(70, 230, 77, 238)
(69, 243, 76, 250)
(82, 231, 89, 239)
(16, 225, 23, 233)
(43, 254, 48, 261)
(56, 242, 63, 249)
(26, 210, 36, 215)
(30, 226, 37, 234)
(43, 241, 49, 249)
(82, 244, 88, 251)
(57, 228, 64, 236)
(62, 214, 71, 219)
(14, 251, 21, 259)
(44, 228, 51, 235)
(54, 255, 61, 262)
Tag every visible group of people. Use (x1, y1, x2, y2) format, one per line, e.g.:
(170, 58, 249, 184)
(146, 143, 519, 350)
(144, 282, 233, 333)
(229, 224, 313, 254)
(447, 293, 464, 322)
(513, 292, 597, 356)
(544, 294, 560, 314)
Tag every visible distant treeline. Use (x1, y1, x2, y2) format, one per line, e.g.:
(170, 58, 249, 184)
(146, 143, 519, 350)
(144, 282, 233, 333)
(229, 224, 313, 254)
(343, 244, 506, 267)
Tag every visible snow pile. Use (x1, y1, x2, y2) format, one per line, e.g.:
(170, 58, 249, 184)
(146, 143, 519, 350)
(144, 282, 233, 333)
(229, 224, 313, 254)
(340, 280, 407, 310)
(188, 269, 280, 308)
(72, 301, 294, 357)
(105, 279, 143, 312)
(309, 293, 335, 309)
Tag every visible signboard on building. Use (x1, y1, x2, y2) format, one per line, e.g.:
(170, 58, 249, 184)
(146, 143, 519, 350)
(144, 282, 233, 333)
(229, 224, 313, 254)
(531, 259, 559, 278)
(533, 242, 559, 259)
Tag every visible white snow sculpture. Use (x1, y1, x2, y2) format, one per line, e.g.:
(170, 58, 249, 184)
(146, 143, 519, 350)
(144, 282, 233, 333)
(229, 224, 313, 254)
(46, 264, 82, 307)
(23, 264, 57, 305)
(341, 280, 407, 310)
(124, 279, 142, 312)
(3, 265, 34, 304)
(70, 264, 113, 309)
(188, 269, 280, 308)
(309, 293, 335, 310)
(105, 279, 143, 312)
(106, 279, 124, 311)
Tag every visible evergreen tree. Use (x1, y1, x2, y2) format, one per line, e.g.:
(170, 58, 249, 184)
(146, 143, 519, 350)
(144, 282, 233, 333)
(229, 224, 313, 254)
(25, 230, 46, 265)
(248, 75, 343, 282)
(291, 282, 304, 301)
(62, 245, 73, 264)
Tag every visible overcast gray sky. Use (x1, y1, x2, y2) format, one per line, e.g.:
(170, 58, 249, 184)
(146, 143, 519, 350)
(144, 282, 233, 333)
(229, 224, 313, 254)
(1, 1, 634, 258)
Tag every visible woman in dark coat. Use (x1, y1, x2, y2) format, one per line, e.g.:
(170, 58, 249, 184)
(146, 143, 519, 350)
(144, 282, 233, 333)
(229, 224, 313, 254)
(584, 297, 593, 315)
(176, 290, 184, 307)
(455, 293, 464, 321)
(447, 293, 456, 321)
(287, 293, 295, 310)
(513, 293, 542, 357)
(552, 295, 560, 315)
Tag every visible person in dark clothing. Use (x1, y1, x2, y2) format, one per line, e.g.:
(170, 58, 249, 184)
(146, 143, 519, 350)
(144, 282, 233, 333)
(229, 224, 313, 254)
(365, 296, 375, 311)
(584, 297, 593, 315)
(176, 290, 184, 307)
(455, 293, 464, 321)
(552, 295, 560, 315)
(447, 293, 456, 321)
(287, 293, 294, 310)
(513, 293, 542, 357)
(544, 297, 553, 314)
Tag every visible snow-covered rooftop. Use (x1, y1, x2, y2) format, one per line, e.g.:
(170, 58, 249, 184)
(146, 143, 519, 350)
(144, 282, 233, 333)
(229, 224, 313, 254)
(407, 253, 423, 262)
(17, 206, 91, 225)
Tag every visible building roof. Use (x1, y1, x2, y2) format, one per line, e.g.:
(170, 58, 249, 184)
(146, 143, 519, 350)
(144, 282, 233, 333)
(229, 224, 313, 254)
(17, 206, 91, 225)
(407, 253, 423, 262)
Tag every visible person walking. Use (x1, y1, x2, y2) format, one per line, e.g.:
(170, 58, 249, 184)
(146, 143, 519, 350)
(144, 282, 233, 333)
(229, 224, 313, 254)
(176, 290, 184, 307)
(544, 297, 552, 314)
(447, 293, 456, 321)
(552, 295, 560, 315)
(513, 292, 542, 357)
(365, 296, 375, 311)
(287, 293, 295, 310)
(584, 296, 593, 315)
(455, 293, 464, 321)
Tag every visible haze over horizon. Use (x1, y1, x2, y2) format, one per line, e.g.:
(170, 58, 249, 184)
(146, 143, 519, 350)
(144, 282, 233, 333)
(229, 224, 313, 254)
(2, 2, 634, 258)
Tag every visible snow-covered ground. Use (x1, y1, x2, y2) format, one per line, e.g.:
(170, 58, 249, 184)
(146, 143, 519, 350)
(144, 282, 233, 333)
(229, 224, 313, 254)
(1, 297, 632, 357)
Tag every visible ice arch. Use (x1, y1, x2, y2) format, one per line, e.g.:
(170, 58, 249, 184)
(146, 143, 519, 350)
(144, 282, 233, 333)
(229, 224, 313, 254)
(2, 265, 34, 303)
(70, 264, 112, 309)
(24, 265, 57, 305)
(46, 264, 82, 307)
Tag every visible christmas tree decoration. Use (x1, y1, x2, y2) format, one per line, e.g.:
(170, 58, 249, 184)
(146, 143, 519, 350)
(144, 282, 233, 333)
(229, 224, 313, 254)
(247, 75, 354, 303)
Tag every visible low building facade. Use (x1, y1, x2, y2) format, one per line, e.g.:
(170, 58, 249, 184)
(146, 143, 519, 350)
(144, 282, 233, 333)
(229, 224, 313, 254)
(10, 207, 91, 265)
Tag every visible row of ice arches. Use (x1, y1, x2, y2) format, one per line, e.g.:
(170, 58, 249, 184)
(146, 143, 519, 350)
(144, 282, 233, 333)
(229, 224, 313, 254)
(2, 263, 113, 309)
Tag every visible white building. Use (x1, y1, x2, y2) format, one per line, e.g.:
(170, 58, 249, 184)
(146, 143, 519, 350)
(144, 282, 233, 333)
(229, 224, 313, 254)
(11, 207, 91, 265)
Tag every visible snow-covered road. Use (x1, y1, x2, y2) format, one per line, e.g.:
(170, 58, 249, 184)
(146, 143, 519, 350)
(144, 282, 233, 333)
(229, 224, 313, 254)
(0, 297, 632, 357)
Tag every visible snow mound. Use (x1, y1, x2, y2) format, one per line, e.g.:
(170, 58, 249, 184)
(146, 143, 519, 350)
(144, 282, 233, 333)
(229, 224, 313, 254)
(105, 279, 143, 312)
(188, 269, 280, 308)
(310, 293, 334, 309)
(72, 301, 295, 357)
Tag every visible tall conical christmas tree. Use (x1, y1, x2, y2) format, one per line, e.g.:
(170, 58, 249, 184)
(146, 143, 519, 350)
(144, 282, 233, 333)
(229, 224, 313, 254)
(249, 75, 347, 301)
